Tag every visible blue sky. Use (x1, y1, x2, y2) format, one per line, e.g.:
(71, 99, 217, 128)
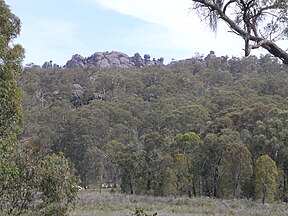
(5, 0, 279, 66)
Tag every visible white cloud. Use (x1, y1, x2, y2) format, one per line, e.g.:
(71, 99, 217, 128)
(90, 0, 200, 34)
(90, 0, 247, 58)
(92, 0, 192, 28)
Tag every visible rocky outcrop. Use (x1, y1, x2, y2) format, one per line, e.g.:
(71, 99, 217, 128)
(204, 51, 217, 61)
(42, 61, 53, 69)
(65, 54, 85, 68)
(42, 60, 60, 69)
(70, 83, 85, 108)
(63, 51, 164, 69)
(40, 51, 222, 69)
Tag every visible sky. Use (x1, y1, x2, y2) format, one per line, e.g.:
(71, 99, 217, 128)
(5, 0, 281, 66)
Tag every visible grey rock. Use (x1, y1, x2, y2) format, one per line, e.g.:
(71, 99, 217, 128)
(144, 54, 150, 60)
(90, 52, 104, 62)
(108, 57, 121, 67)
(118, 53, 129, 58)
(53, 63, 60, 68)
(42, 60, 53, 69)
(144, 54, 156, 66)
(99, 58, 110, 68)
(72, 84, 84, 98)
(66, 59, 84, 68)
(120, 56, 130, 65)
(53, 90, 60, 95)
(105, 51, 119, 59)
(157, 57, 164, 65)
(131, 53, 145, 68)
(25, 62, 35, 68)
(204, 51, 217, 61)
(72, 54, 84, 61)
(64, 51, 164, 69)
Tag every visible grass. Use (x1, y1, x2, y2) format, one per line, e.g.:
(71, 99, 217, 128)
(70, 190, 288, 216)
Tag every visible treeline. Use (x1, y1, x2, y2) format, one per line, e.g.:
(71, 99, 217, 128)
(20, 54, 288, 203)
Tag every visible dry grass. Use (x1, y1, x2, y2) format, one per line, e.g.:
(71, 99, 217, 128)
(70, 190, 288, 216)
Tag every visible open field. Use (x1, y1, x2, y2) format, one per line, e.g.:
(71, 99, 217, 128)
(70, 190, 288, 216)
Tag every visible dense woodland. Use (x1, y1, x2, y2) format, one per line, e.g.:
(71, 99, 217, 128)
(20, 54, 288, 203)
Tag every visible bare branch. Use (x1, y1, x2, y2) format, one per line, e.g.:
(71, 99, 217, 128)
(223, 0, 236, 14)
(191, 0, 288, 64)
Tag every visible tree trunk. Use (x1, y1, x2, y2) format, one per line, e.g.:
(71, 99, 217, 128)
(262, 187, 267, 204)
(193, 0, 288, 65)
(129, 180, 134, 195)
(213, 167, 219, 197)
(262, 42, 288, 65)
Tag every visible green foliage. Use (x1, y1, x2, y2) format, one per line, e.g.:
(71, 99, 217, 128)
(173, 132, 203, 154)
(166, 105, 210, 135)
(39, 153, 78, 215)
(19, 48, 288, 201)
(0, 0, 24, 143)
(105, 140, 144, 194)
(0, 143, 41, 215)
(162, 167, 177, 196)
(220, 143, 253, 198)
(0, 142, 78, 216)
(0, 1, 78, 215)
(254, 155, 278, 203)
(0, 0, 25, 214)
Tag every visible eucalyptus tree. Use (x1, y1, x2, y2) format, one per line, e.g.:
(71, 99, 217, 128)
(254, 154, 278, 203)
(220, 143, 253, 198)
(0, 2, 78, 214)
(0, 0, 24, 151)
(172, 132, 203, 196)
(0, 0, 25, 212)
(191, 0, 288, 64)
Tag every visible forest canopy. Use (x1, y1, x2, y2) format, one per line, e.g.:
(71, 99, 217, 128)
(19, 54, 288, 201)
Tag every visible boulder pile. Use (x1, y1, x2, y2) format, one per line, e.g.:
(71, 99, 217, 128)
(63, 51, 164, 69)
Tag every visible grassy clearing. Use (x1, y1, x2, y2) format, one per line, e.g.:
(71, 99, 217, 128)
(70, 190, 288, 216)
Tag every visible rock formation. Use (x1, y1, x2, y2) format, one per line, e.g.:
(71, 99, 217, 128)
(42, 60, 53, 69)
(204, 51, 217, 61)
(42, 60, 60, 69)
(44, 51, 164, 69)
(39, 51, 221, 69)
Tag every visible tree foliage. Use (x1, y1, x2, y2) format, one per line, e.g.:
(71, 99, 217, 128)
(0, 0, 25, 213)
(191, 0, 288, 64)
(0, 0, 24, 153)
(0, 1, 78, 215)
(1, 142, 78, 216)
(19, 48, 288, 202)
(254, 154, 278, 203)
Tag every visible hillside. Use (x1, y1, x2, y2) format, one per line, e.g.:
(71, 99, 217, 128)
(19, 53, 288, 201)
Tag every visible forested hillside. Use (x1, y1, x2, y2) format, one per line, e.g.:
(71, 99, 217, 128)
(19, 54, 288, 202)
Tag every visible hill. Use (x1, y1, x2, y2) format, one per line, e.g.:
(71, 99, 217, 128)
(19, 53, 288, 201)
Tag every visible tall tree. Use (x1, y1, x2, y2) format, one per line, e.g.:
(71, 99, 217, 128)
(105, 140, 143, 195)
(220, 143, 253, 198)
(0, 2, 78, 215)
(191, 0, 288, 64)
(254, 154, 278, 204)
(0, 0, 25, 210)
(0, 0, 24, 148)
(172, 132, 203, 196)
(142, 132, 167, 195)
